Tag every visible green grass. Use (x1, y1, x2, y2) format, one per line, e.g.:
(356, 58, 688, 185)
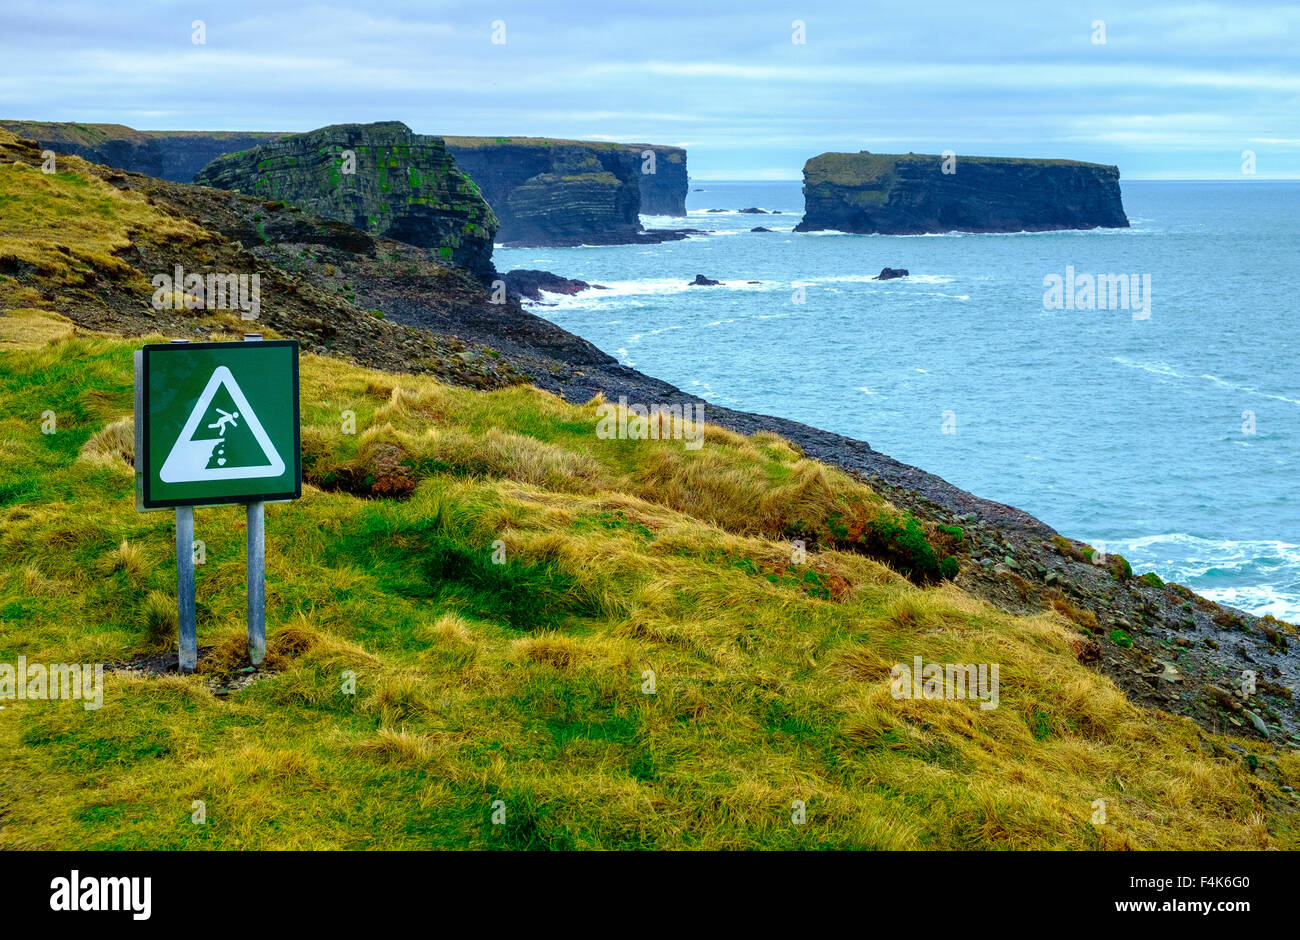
(1, 324, 1295, 850)
(803, 151, 1113, 190)
(0, 157, 208, 294)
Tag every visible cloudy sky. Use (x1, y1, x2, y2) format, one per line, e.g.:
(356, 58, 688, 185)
(2, 1, 1296, 178)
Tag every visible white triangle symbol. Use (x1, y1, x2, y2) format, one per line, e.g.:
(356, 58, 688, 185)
(159, 366, 286, 483)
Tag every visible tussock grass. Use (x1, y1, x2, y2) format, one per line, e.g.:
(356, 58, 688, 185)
(0, 327, 1296, 849)
(0, 308, 77, 348)
(79, 415, 134, 468)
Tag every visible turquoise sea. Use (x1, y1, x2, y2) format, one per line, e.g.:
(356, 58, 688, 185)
(495, 180, 1300, 621)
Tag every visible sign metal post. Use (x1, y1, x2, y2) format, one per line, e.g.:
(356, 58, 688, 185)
(168, 339, 198, 673)
(176, 505, 197, 672)
(243, 333, 266, 666)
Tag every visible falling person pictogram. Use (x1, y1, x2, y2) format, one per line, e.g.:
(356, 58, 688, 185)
(207, 408, 240, 465)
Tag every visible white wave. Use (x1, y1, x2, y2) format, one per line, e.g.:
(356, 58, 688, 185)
(1112, 356, 1180, 378)
(1119, 532, 1300, 562)
(626, 325, 685, 342)
(1105, 532, 1300, 620)
(1112, 357, 1300, 405)
(523, 277, 782, 309)
(1197, 585, 1299, 622)
(909, 291, 971, 301)
(815, 273, 957, 285)
(792, 226, 1143, 238)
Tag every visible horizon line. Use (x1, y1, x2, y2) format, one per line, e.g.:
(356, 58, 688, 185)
(691, 176, 1300, 182)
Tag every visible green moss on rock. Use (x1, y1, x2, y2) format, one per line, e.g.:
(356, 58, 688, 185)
(195, 122, 498, 276)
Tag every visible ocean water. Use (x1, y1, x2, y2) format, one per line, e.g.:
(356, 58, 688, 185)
(494, 180, 1300, 621)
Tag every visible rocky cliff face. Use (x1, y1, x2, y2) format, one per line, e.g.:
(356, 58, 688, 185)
(5, 121, 691, 241)
(794, 151, 1129, 234)
(634, 144, 688, 215)
(0, 120, 290, 182)
(443, 137, 647, 246)
(194, 122, 498, 276)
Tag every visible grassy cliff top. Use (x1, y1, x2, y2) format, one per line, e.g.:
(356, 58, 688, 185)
(804, 151, 1116, 187)
(0, 120, 291, 144)
(444, 136, 684, 154)
(0, 122, 683, 157)
(3, 319, 1296, 849)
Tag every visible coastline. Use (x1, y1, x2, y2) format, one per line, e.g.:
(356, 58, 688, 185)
(4, 132, 1295, 744)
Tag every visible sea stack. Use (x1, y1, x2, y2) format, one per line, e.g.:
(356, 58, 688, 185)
(794, 151, 1129, 234)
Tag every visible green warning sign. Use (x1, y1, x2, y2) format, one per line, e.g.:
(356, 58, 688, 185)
(136, 340, 300, 509)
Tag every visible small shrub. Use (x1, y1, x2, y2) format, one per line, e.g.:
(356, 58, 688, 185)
(1140, 572, 1164, 588)
(1047, 592, 1098, 629)
(1259, 622, 1287, 651)
(1212, 610, 1244, 631)
(1110, 629, 1133, 648)
(863, 512, 942, 584)
(1051, 535, 1089, 564)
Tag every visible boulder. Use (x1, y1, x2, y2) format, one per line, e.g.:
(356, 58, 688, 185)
(503, 269, 604, 301)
